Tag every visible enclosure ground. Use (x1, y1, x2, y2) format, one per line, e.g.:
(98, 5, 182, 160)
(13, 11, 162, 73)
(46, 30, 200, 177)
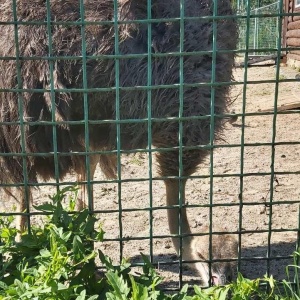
(1, 63, 299, 289)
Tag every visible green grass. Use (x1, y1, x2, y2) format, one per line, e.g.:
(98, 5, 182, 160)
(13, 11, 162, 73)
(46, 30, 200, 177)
(0, 187, 299, 299)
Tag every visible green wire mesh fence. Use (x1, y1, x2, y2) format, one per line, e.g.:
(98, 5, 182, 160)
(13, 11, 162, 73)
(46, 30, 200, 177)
(238, 1, 281, 55)
(0, 0, 300, 293)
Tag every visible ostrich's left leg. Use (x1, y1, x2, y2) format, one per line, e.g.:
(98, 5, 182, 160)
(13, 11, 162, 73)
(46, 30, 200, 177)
(76, 155, 99, 211)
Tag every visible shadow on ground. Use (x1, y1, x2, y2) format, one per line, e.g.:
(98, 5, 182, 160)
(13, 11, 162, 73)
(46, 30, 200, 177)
(129, 240, 298, 290)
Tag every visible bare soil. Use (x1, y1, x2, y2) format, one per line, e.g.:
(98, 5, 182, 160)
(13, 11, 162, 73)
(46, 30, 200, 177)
(1, 62, 300, 289)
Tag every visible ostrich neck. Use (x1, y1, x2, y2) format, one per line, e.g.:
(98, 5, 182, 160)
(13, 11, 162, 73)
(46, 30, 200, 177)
(165, 179, 193, 255)
(165, 179, 211, 284)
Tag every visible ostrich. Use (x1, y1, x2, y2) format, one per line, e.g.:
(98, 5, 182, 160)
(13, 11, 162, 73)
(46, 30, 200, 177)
(0, 0, 238, 285)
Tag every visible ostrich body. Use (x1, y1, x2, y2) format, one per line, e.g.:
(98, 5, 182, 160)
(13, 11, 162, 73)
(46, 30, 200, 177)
(0, 0, 238, 284)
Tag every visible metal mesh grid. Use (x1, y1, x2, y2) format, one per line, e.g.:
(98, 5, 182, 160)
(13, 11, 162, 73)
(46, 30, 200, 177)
(238, 1, 281, 55)
(0, 0, 299, 292)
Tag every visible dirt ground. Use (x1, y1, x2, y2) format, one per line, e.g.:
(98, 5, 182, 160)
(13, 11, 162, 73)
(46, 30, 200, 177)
(1, 62, 300, 289)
